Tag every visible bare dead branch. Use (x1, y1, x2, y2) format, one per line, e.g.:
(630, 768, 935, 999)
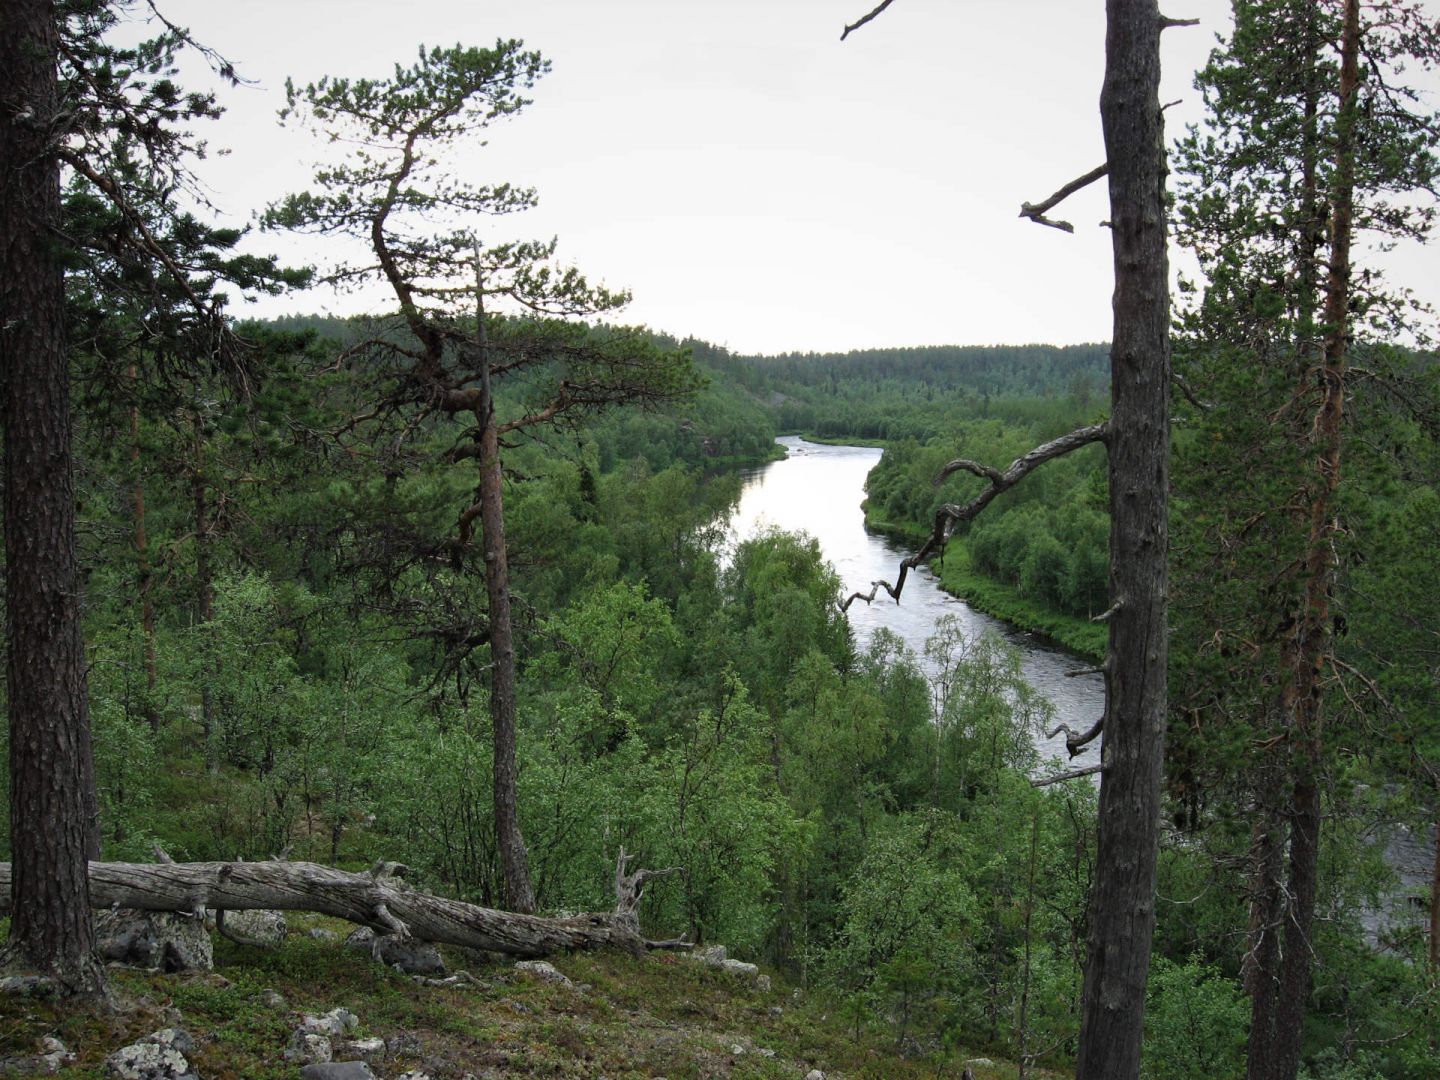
(1066, 665, 1107, 679)
(1020, 163, 1109, 233)
(841, 0, 898, 41)
(613, 846, 683, 918)
(1092, 600, 1124, 623)
(1160, 16, 1202, 29)
(1048, 715, 1106, 756)
(840, 422, 1108, 610)
(1172, 371, 1213, 411)
(1033, 763, 1105, 787)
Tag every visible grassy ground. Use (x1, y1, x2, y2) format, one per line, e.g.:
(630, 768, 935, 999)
(0, 918, 1063, 1079)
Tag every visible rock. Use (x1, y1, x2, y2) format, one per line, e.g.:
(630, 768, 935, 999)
(105, 1030, 200, 1080)
(385, 1033, 423, 1059)
(344, 927, 445, 975)
(142, 1030, 195, 1057)
(299, 1065, 378, 1080)
(299, 1008, 360, 1038)
(719, 958, 758, 978)
(513, 960, 572, 986)
(309, 928, 339, 941)
(805, 1072, 826, 1080)
(258, 988, 287, 1010)
(757, 1047, 776, 1058)
(755, 973, 772, 993)
(728, 1044, 745, 1056)
(0, 1035, 73, 1076)
(695, 945, 727, 965)
(284, 1031, 333, 1065)
(767, 1006, 783, 1017)
(219, 908, 287, 946)
(394, 1073, 435, 1080)
(340, 1037, 385, 1058)
(95, 910, 212, 973)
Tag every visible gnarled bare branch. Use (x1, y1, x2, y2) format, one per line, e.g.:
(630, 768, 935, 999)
(1020, 163, 1109, 233)
(841, 0, 898, 40)
(1032, 763, 1105, 788)
(839, 422, 1108, 610)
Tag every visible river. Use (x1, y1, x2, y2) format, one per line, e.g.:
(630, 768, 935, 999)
(727, 435, 1433, 947)
(727, 436, 1103, 774)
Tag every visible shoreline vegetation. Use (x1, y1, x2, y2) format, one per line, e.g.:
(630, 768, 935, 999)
(861, 505, 1108, 662)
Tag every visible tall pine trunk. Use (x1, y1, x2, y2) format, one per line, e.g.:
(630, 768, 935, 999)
(1075, 2, 1170, 1075)
(472, 285, 535, 915)
(130, 367, 157, 703)
(0, 0, 104, 995)
(192, 416, 218, 772)
(1257, 5, 1360, 1077)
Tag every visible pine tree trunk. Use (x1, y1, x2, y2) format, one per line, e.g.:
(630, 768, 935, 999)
(1075, 2, 1170, 1076)
(472, 305, 535, 915)
(191, 418, 219, 772)
(1260, 6, 1360, 1078)
(0, 0, 105, 996)
(130, 371, 157, 697)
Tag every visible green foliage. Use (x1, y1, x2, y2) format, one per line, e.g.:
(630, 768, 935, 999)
(1142, 957, 1248, 1080)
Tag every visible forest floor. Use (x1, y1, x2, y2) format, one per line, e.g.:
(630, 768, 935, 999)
(0, 917, 1057, 1079)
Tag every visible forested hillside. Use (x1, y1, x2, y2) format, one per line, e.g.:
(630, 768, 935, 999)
(1, 2, 1438, 1080)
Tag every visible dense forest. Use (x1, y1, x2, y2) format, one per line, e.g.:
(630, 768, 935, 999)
(1, 1, 1438, 1079)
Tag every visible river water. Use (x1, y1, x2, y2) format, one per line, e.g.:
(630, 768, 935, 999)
(727, 436, 1103, 774)
(727, 435, 1432, 945)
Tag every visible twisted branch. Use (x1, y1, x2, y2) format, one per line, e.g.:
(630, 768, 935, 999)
(840, 422, 1108, 610)
(1019, 163, 1109, 233)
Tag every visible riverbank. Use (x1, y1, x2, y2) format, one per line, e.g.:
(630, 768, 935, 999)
(864, 510, 1107, 662)
(785, 430, 889, 448)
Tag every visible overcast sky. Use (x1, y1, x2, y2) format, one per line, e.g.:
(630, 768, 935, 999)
(140, 0, 1435, 355)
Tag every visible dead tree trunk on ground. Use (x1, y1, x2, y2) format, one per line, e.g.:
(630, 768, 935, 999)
(0, 856, 688, 960)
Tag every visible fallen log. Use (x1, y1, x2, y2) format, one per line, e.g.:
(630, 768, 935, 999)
(0, 856, 686, 960)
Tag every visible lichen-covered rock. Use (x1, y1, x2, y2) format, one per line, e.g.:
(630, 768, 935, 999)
(513, 960, 572, 986)
(104, 1029, 200, 1080)
(339, 1037, 385, 1058)
(344, 927, 445, 975)
(755, 973, 772, 993)
(283, 1031, 333, 1065)
(695, 945, 727, 965)
(218, 908, 287, 946)
(309, 927, 339, 941)
(299, 1008, 359, 1038)
(0, 1035, 73, 1076)
(95, 910, 212, 972)
(719, 958, 758, 978)
(258, 988, 287, 1010)
(385, 1032, 423, 1059)
(805, 1071, 827, 1080)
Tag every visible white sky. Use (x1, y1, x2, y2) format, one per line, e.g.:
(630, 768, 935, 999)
(137, 0, 1437, 355)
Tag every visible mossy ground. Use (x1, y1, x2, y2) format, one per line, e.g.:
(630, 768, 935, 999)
(0, 916, 1058, 1078)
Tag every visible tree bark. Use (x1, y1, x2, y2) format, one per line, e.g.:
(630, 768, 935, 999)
(191, 416, 219, 772)
(471, 281, 536, 915)
(1260, 5, 1360, 1078)
(1075, 2, 1170, 1077)
(0, 860, 658, 958)
(0, 0, 105, 996)
(130, 368, 157, 699)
